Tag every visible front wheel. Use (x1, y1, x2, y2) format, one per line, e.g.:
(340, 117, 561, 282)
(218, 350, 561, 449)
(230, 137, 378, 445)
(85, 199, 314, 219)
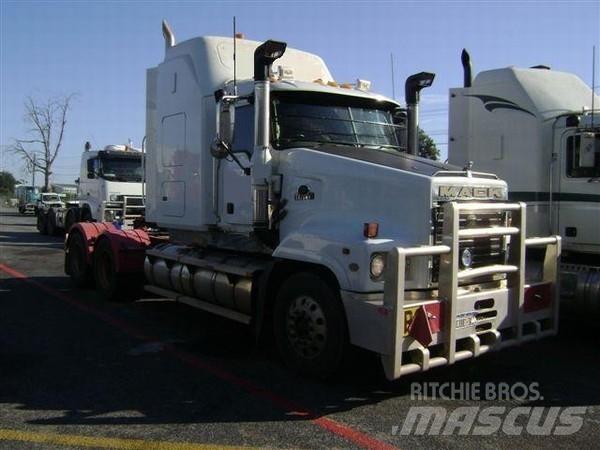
(47, 209, 61, 236)
(64, 207, 79, 233)
(273, 272, 349, 379)
(37, 211, 48, 235)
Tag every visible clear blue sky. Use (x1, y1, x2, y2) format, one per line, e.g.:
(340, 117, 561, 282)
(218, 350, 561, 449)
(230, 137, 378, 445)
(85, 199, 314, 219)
(1, 0, 599, 184)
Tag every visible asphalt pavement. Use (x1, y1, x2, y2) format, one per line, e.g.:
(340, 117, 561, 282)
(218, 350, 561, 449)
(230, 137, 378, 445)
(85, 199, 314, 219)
(1, 206, 599, 449)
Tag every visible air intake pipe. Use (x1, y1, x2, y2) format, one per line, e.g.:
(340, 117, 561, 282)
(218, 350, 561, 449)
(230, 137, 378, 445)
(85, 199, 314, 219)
(405, 72, 435, 156)
(461, 49, 472, 88)
(252, 40, 287, 226)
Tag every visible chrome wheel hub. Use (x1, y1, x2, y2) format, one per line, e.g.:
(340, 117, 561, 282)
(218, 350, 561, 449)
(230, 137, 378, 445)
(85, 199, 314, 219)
(286, 295, 327, 359)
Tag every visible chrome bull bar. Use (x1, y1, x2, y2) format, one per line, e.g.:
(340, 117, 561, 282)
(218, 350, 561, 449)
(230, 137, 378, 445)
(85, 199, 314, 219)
(381, 201, 561, 380)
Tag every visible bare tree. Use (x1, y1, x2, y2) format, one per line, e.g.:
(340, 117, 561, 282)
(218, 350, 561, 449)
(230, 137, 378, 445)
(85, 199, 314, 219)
(10, 94, 76, 192)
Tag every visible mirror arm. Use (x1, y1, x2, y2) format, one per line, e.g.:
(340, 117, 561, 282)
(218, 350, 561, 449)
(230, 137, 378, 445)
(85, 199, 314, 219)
(223, 141, 251, 175)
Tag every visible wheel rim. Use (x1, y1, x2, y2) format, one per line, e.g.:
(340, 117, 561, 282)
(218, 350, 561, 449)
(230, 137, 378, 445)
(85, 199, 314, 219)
(286, 295, 327, 359)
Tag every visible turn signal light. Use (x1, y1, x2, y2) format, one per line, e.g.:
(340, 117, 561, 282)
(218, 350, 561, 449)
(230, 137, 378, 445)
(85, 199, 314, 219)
(364, 222, 379, 239)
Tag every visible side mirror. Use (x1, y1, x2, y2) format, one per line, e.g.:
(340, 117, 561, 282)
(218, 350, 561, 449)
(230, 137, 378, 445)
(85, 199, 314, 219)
(219, 103, 233, 145)
(211, 96, 236, 159)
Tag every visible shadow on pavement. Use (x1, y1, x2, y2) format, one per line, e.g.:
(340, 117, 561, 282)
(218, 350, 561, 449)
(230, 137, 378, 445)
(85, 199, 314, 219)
(0, 230, 64, 249)
(1, 272, 599, 428)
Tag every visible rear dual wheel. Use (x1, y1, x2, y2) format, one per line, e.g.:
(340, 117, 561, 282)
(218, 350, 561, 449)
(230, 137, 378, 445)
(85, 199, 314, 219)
(67, 232, 93, 288)
(93, 238, 141, 302)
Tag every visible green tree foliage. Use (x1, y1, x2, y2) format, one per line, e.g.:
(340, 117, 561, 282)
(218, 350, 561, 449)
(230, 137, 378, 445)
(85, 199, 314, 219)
(418, 128, 440, 161)
(0, 171, 17, 196)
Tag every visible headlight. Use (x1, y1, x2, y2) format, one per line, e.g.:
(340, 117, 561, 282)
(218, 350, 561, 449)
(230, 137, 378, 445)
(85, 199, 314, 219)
(104, 209, 118, 222)
(109, 194, 119, 201)
(370, 253, 386, 280)
(461, 248, 473, 268)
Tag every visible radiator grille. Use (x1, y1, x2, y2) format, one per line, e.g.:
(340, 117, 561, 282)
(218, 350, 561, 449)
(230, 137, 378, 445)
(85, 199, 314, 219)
(431, 205, 508, 283)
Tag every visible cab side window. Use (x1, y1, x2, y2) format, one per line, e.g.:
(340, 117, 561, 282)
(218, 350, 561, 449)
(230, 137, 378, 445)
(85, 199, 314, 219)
(86, 158, 99, 179)
(566, 133, 600, 178)
(232, 104, 254, 156)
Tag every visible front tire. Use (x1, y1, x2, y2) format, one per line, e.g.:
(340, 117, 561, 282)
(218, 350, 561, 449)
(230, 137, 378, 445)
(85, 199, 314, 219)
(65, 207, 79, 233)
(47, 209, 60, 236)
(37, 211, 48, 235)
(273, 272, 349, 379)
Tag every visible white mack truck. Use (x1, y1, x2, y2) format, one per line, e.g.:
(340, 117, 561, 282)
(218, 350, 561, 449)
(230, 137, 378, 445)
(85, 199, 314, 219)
(64, 22, 560, 380)
(448, 50, 600, 311)
(38, 143, 145, 235)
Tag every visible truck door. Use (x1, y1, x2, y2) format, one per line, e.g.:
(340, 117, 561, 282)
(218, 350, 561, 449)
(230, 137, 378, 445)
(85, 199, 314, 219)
(558, 131, 600, 253)
(219, 102, 254, 228)
(82, 157, 101, 215)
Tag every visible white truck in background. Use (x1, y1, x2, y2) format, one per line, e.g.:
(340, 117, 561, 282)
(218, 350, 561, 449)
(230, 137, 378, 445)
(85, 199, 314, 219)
(37, 143, 145, 235)
(64, 22, 560, 380)
(36, 192, 66, 214)
(448, 50, 600, 310)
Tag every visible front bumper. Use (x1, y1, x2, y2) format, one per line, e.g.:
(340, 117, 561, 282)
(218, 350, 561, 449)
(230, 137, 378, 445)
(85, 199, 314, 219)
(341, 201, 561, 380)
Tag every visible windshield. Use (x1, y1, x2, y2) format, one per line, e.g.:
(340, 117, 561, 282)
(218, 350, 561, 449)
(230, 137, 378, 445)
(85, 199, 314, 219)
(42, 194, 61, 202)
(100, 157, 142, 182)
(272, 92, 405, 151)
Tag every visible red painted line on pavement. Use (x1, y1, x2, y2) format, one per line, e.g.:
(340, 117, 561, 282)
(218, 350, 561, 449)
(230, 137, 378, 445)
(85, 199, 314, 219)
(0, 263, 397, 450)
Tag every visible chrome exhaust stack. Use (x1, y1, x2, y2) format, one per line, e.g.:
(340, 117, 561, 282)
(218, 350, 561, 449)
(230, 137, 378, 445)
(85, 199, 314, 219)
(252, 40, 286, 227)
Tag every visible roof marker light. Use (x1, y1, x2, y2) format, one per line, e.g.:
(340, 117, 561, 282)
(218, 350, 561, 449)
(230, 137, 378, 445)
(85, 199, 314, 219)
(356, 79, 371, 91)
(364, 222, 379, 239)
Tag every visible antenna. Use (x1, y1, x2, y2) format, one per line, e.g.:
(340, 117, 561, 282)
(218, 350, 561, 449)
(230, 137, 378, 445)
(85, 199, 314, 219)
(390, 53, 396, 100)
(592, 45, 596, 129)
(233, 16, 237, 96)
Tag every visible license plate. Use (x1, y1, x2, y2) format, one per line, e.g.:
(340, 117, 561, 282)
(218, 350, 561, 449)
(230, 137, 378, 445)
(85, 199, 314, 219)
(456, 311, 477, 329)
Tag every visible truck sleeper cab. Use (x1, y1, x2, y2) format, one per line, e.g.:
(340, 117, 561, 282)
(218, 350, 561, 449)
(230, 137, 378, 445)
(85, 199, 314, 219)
(65, 25, 561, 380)
(448, 51, 600, 308)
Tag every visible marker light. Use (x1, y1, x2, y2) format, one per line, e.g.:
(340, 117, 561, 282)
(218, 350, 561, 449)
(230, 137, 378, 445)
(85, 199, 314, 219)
(364, 222, 379, 239)
(356, 79, 371, 91)
(277, 66, 294, 80)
